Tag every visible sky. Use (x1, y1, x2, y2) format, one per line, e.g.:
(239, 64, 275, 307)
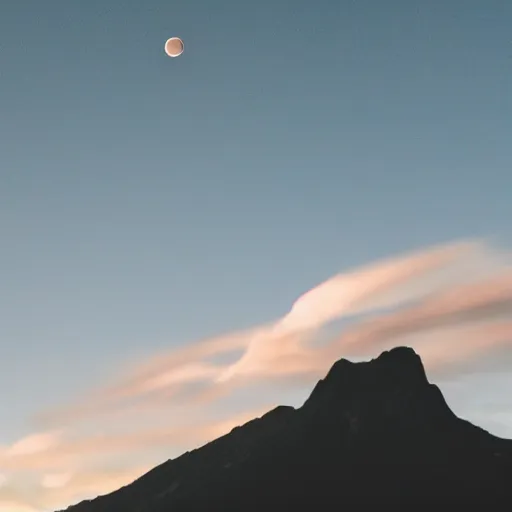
(1, 0, 511, 510)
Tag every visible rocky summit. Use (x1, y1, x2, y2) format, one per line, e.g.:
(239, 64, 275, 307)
(57, 347, 512, 511)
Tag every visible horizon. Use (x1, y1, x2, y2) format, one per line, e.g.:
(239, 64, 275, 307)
(1, 1, 511, 510)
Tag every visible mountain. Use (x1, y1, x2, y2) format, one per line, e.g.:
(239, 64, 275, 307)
(57, 347, 512, 511)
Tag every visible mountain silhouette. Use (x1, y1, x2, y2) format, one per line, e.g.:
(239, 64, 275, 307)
(57, 347, 512, 511)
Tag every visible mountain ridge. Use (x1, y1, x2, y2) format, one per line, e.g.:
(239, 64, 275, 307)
(57, 347, 512, 511)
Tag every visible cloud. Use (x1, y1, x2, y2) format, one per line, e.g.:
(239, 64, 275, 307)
(417, 320, 512, 371)
(41, 472, 73, 489)
(41, 239, 499, 426)
(38, 327, 261, 425)
(6, 431, 63, 457)
(0, 502, 39, 512)
(8, 238, 512, 511)
(0, 467, 152, 512)
(216, 240, 508, 382)
(323, 271, 512, 362)
(278, 240, 486, 330)
(35, 465, 157, 511)
(0, 407, 272, 511)
(0, 485, 40, 512)
(1, 407, 272, 473)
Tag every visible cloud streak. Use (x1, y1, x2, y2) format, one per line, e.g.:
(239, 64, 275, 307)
(1, 407, 271, 473)
(0, 407, 272, 511)
(6, 238, 512, 511)
(43, 239, 499, 424)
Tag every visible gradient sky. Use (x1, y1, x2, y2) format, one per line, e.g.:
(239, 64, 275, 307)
(1, 0, 511, 494)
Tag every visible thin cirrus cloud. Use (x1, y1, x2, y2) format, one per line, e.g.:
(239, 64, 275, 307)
(5, 239, 511, 512)
(0, 407, 271, 510)
(6, 431, 63, 458)
(1, 407, 271, 473)
(328, 267, 512, 370)
(0, 503, 39, 512)
(0, 467, 152, 512)
(40, 239, 504, 425)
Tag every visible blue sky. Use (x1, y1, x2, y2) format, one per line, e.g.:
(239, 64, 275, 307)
(0, 1, 511, 507)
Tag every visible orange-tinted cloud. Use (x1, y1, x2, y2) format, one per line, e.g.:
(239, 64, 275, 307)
(9, 239, 511, 512)
(1, 407, 272, 473)
(42, 240, 496, 426)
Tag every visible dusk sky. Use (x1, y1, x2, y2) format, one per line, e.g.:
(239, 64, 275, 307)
(1, 1, 511, 510)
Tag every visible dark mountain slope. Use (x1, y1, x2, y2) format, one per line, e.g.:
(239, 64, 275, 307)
(58, 347, 512, 511)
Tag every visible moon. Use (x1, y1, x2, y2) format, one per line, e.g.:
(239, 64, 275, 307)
(164, 37, 184, 58)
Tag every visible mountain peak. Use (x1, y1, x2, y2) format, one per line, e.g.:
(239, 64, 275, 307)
(303, 346, 428, 412)
(373, 346, 428, 381)
(56, 347, 512, 512)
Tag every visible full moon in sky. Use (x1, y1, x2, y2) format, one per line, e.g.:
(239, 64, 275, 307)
(164, 37, 184, 58)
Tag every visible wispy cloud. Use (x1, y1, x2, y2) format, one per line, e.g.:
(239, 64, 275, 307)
(6, 239, 512, 511)
(325, 271, 512, 363)
(6, 431, 63, 458)
(1, 407, 271, 473)
(42, 240, 494, 423)
(0, 502, 39, 512)
(0, 466, 151, 512)
(0, 407, 271, 511)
